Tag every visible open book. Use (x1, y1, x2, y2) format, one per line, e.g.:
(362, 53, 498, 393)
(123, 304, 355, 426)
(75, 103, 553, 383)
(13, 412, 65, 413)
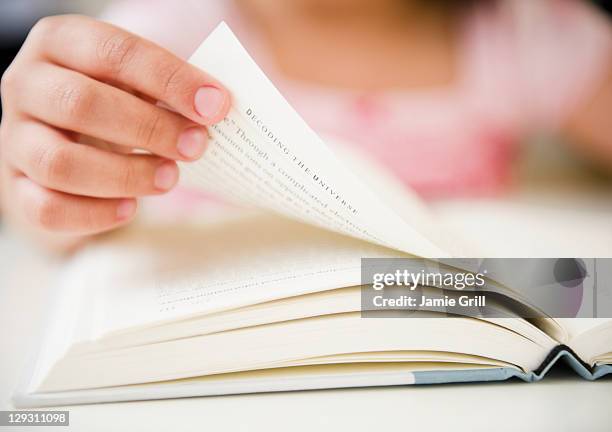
(14, 23, 612, 408)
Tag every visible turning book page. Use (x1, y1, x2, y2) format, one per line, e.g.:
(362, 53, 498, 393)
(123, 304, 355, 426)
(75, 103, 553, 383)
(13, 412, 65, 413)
(180, 22, 449, 258)
(43, 22, 469, 345)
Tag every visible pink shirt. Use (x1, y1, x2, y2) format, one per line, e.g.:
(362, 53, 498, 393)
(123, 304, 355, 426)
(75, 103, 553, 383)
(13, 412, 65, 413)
(102, 0, 611, 198)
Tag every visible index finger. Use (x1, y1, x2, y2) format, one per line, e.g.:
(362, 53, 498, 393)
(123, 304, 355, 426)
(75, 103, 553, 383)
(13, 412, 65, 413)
(29, 15, 230, 125)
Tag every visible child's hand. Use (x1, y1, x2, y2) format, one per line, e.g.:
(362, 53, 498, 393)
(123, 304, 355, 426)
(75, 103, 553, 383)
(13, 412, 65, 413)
(0, 15, 230, 249)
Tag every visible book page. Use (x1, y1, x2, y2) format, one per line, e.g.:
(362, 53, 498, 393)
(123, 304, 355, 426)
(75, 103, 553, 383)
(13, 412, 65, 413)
(66, 214, 406, 338)
(556, 318, 612, 341)
(179, 22, 449, 258)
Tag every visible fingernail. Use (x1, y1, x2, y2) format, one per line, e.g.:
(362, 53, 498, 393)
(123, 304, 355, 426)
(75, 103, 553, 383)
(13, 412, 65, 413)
(194, 86, 226, 122)
(177, 127, 207, 159)
(116, 199, 136, 220)
(154, 161, 179, 191)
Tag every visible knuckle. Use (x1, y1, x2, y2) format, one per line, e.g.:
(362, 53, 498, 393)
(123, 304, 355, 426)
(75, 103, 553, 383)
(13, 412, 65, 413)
(34, 144, 73, 186)
(51, 80, 94, 122)
(32, 193, 63, 230)
(96, 31, 139, 76)
(81, 203, 99, 231)
(29, 16, 60, 41)
(157, 60, 186, 100)
(135, 107, 164, 150)
(0, 65, 18, 99)
(0, 116, 11, 154)
(117, 160, 137, 195)
(27, 15, 87, 53)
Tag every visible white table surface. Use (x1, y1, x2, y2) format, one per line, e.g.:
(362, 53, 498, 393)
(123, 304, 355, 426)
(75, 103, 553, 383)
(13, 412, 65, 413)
(2, 184, 612, 432)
